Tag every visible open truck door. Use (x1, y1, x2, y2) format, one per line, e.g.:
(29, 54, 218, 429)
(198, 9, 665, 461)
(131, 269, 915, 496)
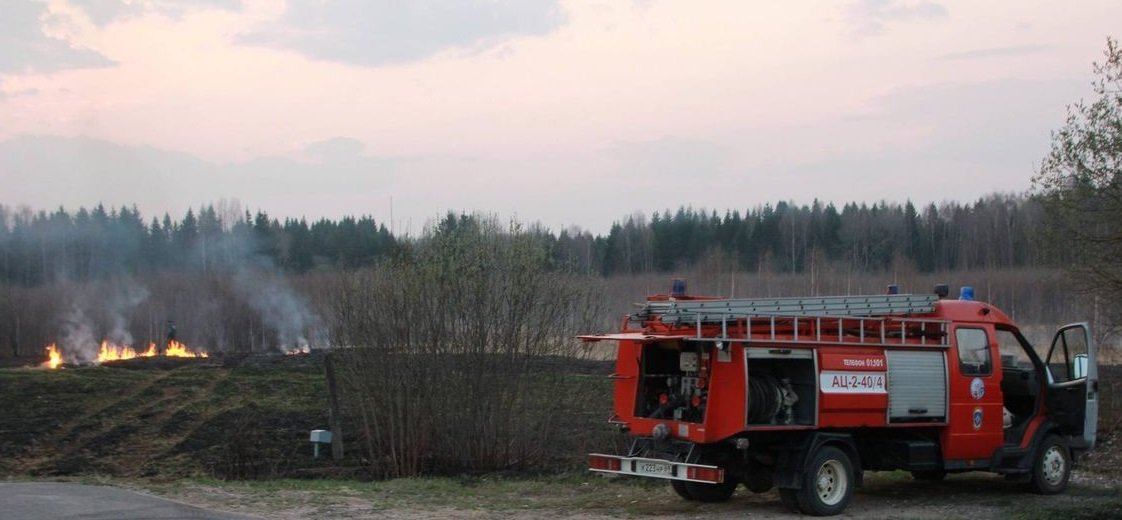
(1045, 323, 1097, 450)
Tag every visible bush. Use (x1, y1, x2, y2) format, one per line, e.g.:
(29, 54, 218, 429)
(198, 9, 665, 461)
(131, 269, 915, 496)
(331, 215, 605, 478)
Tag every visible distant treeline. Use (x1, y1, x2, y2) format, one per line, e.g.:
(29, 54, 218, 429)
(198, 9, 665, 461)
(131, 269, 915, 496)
(0, 193, 1052, 286)
(0, 204, 396, 286)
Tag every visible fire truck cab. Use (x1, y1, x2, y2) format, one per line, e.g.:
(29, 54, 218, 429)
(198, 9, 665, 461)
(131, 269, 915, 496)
(585, 285, 1098, 516)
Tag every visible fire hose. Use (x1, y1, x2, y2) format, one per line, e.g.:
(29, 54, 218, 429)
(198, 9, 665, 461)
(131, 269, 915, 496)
(747, 374, 798, 424)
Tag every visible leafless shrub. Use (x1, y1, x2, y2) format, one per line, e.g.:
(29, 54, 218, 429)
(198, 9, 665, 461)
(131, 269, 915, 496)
(330, 215, 605, 477)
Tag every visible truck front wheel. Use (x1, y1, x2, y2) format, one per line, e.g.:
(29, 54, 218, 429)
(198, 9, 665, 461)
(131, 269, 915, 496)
(1029, 435, 1070, 495)
(793, 446, 855, 516)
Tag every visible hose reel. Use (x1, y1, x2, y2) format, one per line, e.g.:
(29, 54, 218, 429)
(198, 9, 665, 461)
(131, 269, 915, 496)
(747, 374, 799, 424)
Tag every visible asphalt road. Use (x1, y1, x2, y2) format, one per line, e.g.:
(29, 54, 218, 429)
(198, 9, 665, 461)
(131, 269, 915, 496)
(0, 482, 260, 520)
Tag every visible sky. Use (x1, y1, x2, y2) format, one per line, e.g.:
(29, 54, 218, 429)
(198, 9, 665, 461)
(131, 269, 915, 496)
(0, 0, 1119, 235)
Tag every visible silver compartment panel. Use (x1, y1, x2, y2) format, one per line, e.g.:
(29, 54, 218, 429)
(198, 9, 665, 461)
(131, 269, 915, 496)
(886, 350, 946, 422)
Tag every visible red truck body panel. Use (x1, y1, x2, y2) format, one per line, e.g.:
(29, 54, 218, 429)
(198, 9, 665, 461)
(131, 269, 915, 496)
(587, 288, 1096, 516)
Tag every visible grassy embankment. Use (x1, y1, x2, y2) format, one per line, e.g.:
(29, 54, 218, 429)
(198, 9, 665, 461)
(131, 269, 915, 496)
(1, 355, 1120, 518)
(0, 354, 615, 481)
(0, 357, 333, 479)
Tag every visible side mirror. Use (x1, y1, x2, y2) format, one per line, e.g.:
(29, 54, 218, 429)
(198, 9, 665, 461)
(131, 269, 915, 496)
(1073, 353, 1088, 379)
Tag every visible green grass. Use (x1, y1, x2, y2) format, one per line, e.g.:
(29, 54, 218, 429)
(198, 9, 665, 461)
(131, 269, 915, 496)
(1008, 491, 1122, 520)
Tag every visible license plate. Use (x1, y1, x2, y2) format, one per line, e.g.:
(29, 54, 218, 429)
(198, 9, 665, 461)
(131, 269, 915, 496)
(637, 461, 672, 476)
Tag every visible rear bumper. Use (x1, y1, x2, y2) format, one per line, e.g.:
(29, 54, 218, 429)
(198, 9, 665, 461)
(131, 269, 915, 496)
(588, 453, 725, 483)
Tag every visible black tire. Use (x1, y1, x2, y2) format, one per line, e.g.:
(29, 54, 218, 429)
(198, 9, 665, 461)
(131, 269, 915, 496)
(744, 472, 774, 493)
(911, 469, 946, 481)
(1029, 435, 1071, 495)
(682, 479, 738, 502)
(795, 446, 855, 516)
(670, 479, 694, 501)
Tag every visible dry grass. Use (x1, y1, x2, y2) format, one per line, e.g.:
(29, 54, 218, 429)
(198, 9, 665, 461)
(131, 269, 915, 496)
(121, 469, 1122, 520)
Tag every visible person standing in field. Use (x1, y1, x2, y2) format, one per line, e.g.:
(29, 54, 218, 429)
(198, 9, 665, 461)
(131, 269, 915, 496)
(163, 321, 177, 355)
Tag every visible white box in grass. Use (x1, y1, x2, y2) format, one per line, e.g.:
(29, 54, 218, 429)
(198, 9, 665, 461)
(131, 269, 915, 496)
(310, 429, 332, 443)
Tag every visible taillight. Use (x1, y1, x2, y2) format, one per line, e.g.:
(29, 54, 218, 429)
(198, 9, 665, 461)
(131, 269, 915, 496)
(686, 466, 724, 483)
(589, 455, 622, 472)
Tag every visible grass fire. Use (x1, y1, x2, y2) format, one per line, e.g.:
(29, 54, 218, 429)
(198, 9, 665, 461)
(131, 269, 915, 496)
(43, 339, 208, 368)
(42, 344, 62, 369)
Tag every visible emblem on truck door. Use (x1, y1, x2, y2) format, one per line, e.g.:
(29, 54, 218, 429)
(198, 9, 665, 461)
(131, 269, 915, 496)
(970, 377, 985, 400)
(972, 407, 984, 430)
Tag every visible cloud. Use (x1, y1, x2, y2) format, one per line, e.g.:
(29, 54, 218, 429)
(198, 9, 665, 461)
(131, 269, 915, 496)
(235, 0, 566, 66)
(845, 0, 948, 36)
(937, 44, 1048, 61)
(76, 0, 243, 26)
(0, 1, 115, 73)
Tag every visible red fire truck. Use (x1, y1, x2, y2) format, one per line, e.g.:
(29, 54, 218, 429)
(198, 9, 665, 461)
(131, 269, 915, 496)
(584, 283, 1098, 516)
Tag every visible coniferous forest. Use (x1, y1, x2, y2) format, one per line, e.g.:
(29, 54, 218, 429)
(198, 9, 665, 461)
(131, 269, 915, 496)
(0, 193, 1050, 286)
(0, 193, 1094, 361)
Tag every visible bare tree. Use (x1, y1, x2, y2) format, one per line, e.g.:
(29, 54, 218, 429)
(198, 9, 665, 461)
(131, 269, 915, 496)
(1033, 37, 1122, 326)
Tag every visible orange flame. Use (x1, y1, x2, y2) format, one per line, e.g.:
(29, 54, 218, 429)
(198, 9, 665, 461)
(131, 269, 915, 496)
(97, 340, 142, 362)
(166, 340, 208, 358)
(43, 344, 62, 369)
(32, 339, 212, 366)
(94, 340, 209, 362)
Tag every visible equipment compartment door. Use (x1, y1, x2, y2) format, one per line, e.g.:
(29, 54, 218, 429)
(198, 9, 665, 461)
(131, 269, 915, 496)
(1045, 322, 1097, 449)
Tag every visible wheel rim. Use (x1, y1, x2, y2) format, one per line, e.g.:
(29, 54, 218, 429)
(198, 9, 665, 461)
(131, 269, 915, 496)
(1042, 446, 1066, 486)
(815, 459, 847, 506)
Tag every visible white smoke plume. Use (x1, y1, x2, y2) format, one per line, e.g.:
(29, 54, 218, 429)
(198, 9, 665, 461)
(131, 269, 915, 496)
(56, 280, 149, 364)
(59, 306, 98, 364)
(105, 282, 148, 346)
(233, 268, 326, 352)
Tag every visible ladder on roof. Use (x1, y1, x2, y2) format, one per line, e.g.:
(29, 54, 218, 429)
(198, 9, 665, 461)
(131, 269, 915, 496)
(637, 294, 949, 348)
(638, 294, 939, 325)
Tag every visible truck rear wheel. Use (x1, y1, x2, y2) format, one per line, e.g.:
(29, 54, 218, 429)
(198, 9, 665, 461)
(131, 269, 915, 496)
(681, 479, 737, 502)
(794, 446, 854, 516)
(744, 473, 774, 493)
(1029, 435, 1070, 495)
(669, 480, 694, 500)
